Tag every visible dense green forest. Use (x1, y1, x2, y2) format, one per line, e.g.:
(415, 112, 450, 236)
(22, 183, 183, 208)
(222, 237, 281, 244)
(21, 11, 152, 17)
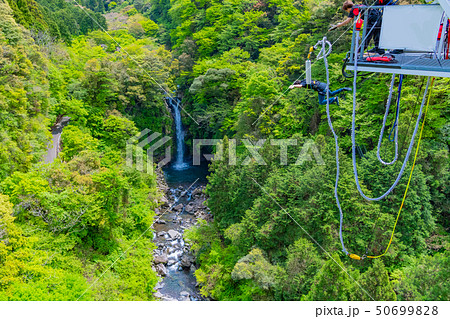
(0, 0, 173, 300)
(0, 0, 449, 301)
(6, 0, 108, 41)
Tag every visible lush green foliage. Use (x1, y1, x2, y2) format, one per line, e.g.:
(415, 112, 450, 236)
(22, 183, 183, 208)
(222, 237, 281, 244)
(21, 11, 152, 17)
(173, 0, 449, 301)
(0, 0, 175, 300)
(6, 0, 107, 42)
(1, 0, 448, 301)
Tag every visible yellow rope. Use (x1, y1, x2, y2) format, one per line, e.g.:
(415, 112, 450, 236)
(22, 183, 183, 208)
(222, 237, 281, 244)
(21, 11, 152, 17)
(366, 77, 435, 259)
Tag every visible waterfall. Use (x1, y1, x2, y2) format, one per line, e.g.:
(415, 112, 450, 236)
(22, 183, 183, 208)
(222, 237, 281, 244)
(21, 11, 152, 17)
(171, 98, 189, 170)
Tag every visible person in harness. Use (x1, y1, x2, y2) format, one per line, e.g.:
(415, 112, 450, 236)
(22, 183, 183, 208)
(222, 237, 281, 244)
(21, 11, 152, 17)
(289, 79, 351, 106)
(329, 0, 385, 55)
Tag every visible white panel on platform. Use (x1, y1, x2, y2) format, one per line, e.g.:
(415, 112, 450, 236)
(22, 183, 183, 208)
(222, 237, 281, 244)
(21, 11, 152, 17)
(379, 5, 444, 52)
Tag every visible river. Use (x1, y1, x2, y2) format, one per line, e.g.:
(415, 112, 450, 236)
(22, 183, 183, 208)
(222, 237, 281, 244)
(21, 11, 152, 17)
(152, 97, 210, 301)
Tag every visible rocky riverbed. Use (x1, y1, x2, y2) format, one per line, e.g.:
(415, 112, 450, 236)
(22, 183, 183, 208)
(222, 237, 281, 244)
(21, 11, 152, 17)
(152, 169, 212, 301)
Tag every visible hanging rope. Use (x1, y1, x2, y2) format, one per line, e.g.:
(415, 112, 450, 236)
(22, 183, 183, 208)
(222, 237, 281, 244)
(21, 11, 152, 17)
(328, 20, 432, 259)
(388, 74, 403, 143)
(323, 37, 365, 260)
(367, 77, 435, 259)
(351, 30, 431, 202)
(365, 76, 426, 254)
(322, 36, 351, 256)
(321, 11, 435, 259)
(376, 74, 398, 165)
(348, 26, 432, 259)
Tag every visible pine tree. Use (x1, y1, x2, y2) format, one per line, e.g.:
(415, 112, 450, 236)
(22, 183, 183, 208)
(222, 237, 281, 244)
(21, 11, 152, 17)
(305, 253, 358, 301)
(359, 259, 397, 301)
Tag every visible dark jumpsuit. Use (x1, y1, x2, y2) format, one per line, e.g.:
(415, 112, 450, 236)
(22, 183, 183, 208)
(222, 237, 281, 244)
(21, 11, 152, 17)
(298, 79, 347, 106)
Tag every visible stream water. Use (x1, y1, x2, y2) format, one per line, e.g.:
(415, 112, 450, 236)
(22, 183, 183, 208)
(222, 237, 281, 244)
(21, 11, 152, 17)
(153, 97, 209, 301)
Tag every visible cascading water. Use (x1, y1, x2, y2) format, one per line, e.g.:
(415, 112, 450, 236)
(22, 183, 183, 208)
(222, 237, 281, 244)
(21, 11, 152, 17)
(154, 97, 211, 301)
(171, 97, 189, 170)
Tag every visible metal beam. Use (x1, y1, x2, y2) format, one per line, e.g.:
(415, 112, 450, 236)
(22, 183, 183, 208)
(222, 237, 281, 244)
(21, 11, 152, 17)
(346, 65, 450, 78)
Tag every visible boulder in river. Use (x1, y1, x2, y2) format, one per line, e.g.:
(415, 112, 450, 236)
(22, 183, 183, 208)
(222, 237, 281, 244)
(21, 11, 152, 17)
(155, 219, 167, 224)
(167, 259, 177, 266)
(154, 254, 169, 264)
(157, 231, 166, 237)
(191, 187, 203, 197)
(180, 253, 195, 269)
(168, 229, 180, 239)
(159, 196, 170, 207)
(174, 203, 183, 211)
(185, 203, 195, 214)
(155, 263, 168, 276)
